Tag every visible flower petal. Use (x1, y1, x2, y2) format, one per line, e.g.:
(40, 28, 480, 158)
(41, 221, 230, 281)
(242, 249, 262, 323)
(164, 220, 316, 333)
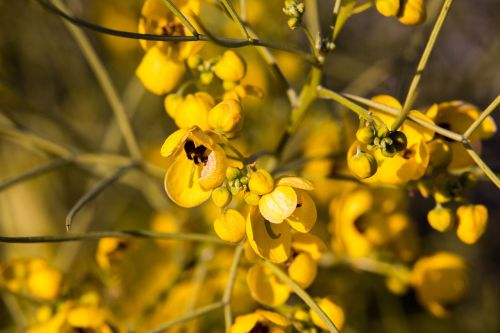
(259, 186, 297, 224)
(286, 190, 317, 233)
(247, 264, 290, 307)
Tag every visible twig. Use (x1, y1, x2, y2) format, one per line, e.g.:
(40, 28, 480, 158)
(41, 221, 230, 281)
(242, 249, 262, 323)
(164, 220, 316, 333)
(50, 0, 142, 160)
(65, 163, 138, 230)
(0, 231, 230, 245)
(222, 242, 245, 331)
(463, 143, 500, 189)
(463, 94, 500, 139)
(146, 301, 225, 333)
(317, 86, 372, 121)
(392, 0, 454, 131)
(221, 0, 251, 40)
(263, 261, 339, 333)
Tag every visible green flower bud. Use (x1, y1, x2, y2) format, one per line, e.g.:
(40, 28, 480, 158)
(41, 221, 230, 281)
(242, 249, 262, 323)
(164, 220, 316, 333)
(226, 167, 241, 181)
(388, 131, 408, 151)
(381, 145, 397, 157)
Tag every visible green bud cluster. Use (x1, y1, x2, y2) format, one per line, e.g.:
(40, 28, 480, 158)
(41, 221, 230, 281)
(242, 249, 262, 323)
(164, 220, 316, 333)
(283, 0, 305, 29)
(226, 167, 249, 195)
(357, 125, 408, 158)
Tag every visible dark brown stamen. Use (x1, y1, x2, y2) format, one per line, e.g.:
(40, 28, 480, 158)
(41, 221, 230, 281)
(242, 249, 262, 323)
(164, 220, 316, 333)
(184, 140, 209, 166)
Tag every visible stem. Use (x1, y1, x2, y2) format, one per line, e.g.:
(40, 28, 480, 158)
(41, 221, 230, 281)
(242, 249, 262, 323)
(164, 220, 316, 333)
(65, 163, 138, 230)
(160, 0, 199, 36)
(463, 94, 500, 139)
(146, 301, 225, 333)
(0, 158, 71, 192)
(222, 242, 245, 331)
(51, 0, 142, 160)
(221, 0, 251, 40)
(343, 93, 464, 141)
(263, 261, 339, 333)
(352, 1, 373, 14)
(301, 24, 321, 60)
(239, 0, 247, 22)
(330, 0, 342, 40)
(392, 0, 454, 131)
(316, 86, 373, 121)
(0, 231, 229, 245)
(463, 143, 500, 189)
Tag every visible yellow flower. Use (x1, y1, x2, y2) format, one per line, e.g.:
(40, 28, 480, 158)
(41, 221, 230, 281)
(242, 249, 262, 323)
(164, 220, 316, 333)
(248, 169, 275, 195)
(375, 0, 426, 26)
(138, 0, 203, 60)
(426, 101, 497, 170)
(355, 95, 434, 185)
(247, 177, 316, 263)
(26, 264, 62, 300)
(375, 0, 400, 17)
(214, 50, 247, 82)
(230, 309, 290, 333)
(411, 252, 468, 317)
(309, 297, 346, 331)
(167, 92, 215, 130)
(161, 127, 227, 207)
(246, 264, 291, 307)
(347, 150, 377, 179)
(456, 204, 488, 245)
(214, 209, 246, 243)
(288, 252, 317, 289)
(135, 46, 186, 95)
(208, 99, 244, 137)
(330, 187, 416, 261)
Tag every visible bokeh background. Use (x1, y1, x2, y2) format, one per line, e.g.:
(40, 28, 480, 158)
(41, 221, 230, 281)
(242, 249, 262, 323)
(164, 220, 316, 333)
(0, 0, 499, 332)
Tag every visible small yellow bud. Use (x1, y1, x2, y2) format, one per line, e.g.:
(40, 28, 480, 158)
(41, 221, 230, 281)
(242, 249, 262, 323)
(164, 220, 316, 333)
(398, 0, 426, 26)
(375, 0, 400, 17)
(214, 50, 246, 82)
(385, 276, 409, 295)
(187, 54, 202, 69)
(249, 169, 275, 195)
(356, 126, 375, 144)
(200, 71, 214, 85)
(456, 204, 488, 245)
(164, 94, 183, 119)
(213, 209, 246, 243)
(348, 152, 377, 179)
(309, 297, 345, 331)
(211, 187, 232, 208)
(245, 192, 260, 206)
(226, 167, 241, 180)
(427, 206, 455, 232)
(288, 252, 317, 289)
(208, 99, 244, 137)
(222, 80, 238, 91)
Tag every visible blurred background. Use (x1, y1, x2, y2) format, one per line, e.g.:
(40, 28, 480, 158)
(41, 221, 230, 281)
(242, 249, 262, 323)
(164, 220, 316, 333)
(0, 0, 499, 332)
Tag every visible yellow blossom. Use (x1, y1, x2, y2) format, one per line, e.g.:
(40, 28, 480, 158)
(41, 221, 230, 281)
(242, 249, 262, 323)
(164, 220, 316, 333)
(246, 264, 291, 307)
(161, 127, 227, 207)
(411, 252, 468, 317)
(426, 101, 497, 170)
(208, 99, 244, 137)
(288, 252, 317, 289)
(135, 46, 186, 95)
(26, 264, 62, 300)
(214, 50, 246, 82)
(248, 169, 274, 195)
(427, 206, 454, 232)
(214, 209, 246, 243)
(456, 204, 488, 245)
(168, 92, 215, 130)
(375, 0, 426, 25)
(347, 150, 378, 179)
(230, 309, 290, 333)
(375, 0, 400, 17)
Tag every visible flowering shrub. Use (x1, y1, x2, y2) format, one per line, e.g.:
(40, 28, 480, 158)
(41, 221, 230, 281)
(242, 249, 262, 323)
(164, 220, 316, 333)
(0, 0, 499, 332)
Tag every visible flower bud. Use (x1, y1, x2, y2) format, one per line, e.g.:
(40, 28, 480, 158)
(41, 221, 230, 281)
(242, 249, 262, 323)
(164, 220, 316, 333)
(249, 169, 275, 195)
(164, 94, 183, 119)
(222, 80, 238, 91)
(136, 46, 185, 95)
(226, 167, 241, 181)
(381, 145, 397, 157)
(288, 253, 317, 289)
(187, 54, 202, 69)
(398, 0, 426, 26)
(356, 126, 375, 144)
(200, 71, 214, 85)
(214, 51, 246, 82)
(208, 99, 244, 137)
(375, 0, 400, 17)
(174, 92, 215, 130)
(309, 297, 345, 331)
(213, 209, 246, 243)
(456, 204, 488, 245)
(211, 187, 232, 208)
(348, 152, 377, 179)
(427, 206, 454, 232)
(245, 192, 260, 206)
(377, 125, 389, 138)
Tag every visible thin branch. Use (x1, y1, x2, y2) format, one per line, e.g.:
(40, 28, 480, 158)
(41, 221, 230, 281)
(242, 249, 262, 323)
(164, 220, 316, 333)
(317, 86, 372, 121)
(239, 0, 247, 22)
(65, 163, 138, 230)
(222, 242, 245, 331)
(263, 261, 339, 333)
(36, 0, 316, 64)
(463, 143, 500, 189)
(330, 0, 342, 40)
(392, 0, 454, 131)
(50, 0, 142, 160)
(0, 231, 230, 245)
(463, 94, 500, 139)
(221, 0, 251, 40)
(160, 0, 199, 37)
(146, 301, 225, 333)
(0, 158, 71, 192)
